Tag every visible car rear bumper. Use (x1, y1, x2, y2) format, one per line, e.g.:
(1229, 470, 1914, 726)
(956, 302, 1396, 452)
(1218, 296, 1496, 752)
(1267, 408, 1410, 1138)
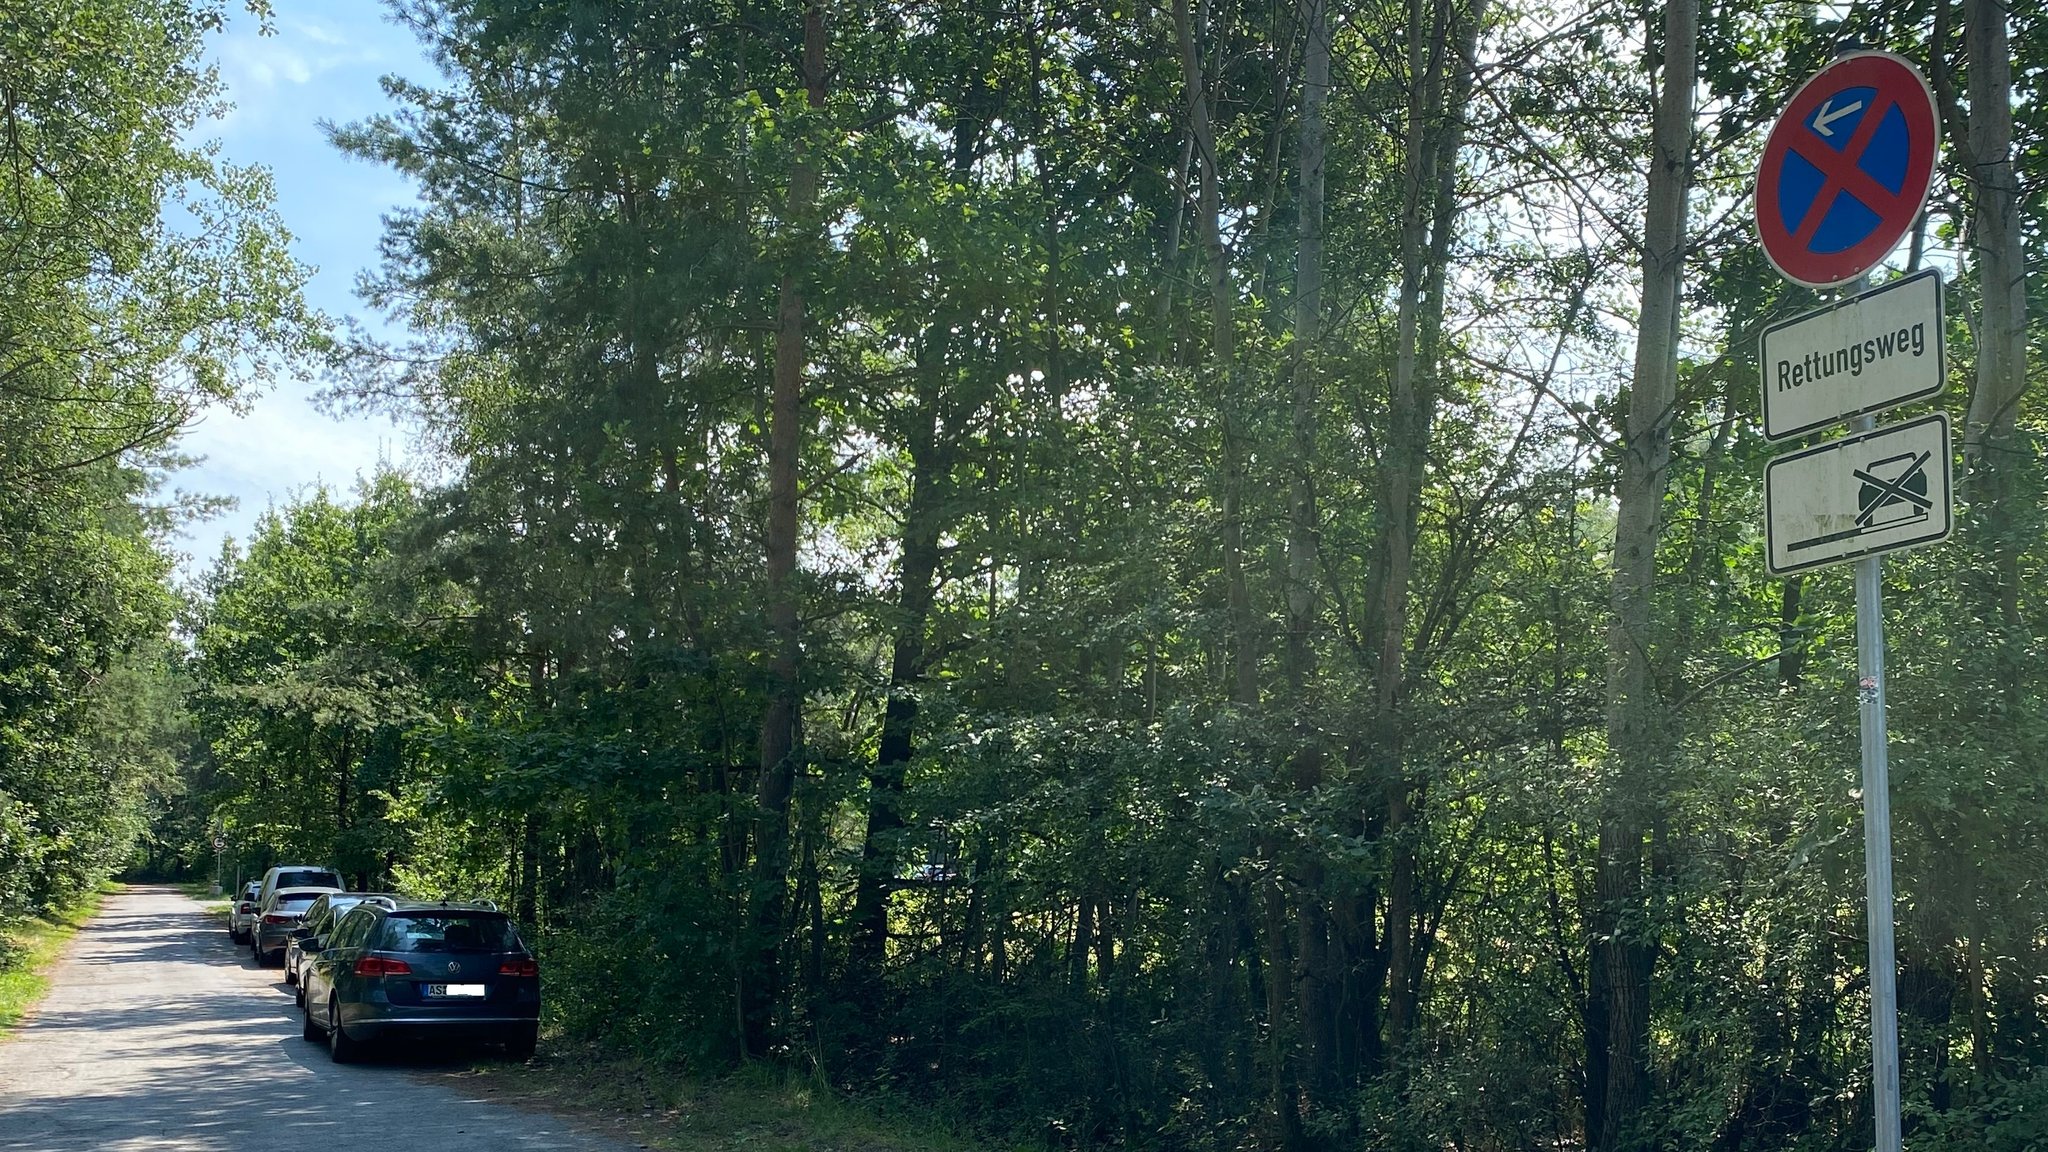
(254, 927, 297, 952)
(347, 1015, 539, 1043)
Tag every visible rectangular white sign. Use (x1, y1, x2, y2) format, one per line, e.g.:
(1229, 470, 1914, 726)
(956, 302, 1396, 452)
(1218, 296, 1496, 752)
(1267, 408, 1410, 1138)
(1765, 413, 1952, 576)
(1760, 268, 1944, 442)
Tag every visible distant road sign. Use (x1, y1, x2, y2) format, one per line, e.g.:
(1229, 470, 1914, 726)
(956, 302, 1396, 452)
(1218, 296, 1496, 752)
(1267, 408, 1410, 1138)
(1761, 268, 1944, 441)
(1765, 413, 1951, 576)
(1756, 52, 1939, 288)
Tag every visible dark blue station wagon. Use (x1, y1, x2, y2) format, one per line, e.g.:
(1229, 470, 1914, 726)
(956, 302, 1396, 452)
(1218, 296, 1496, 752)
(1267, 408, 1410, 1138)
(298, 898, 540, 1062)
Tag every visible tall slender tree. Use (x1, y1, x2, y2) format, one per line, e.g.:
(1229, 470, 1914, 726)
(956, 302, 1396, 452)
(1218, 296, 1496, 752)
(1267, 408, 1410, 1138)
(1593, 1, 1697, 1146)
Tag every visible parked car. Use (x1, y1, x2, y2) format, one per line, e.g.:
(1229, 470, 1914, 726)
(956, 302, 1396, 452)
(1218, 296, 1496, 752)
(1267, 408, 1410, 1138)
(227, 881, 262, 943)
(300, 899, 539, 1062)
(255, 864, 345, 913)
(252, 885, 340, 966)
(287, 892, 396, 995)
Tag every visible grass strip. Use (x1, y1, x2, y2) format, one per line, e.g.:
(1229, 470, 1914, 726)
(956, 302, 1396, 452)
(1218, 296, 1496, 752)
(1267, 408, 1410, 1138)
(0, 887, 109, 1038)
(433, 1041, 1003, 1152)
(177, 880, 232, 925)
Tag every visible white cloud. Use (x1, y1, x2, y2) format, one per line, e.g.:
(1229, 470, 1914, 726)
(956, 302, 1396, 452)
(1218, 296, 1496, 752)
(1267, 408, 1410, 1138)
(169, 377, 416, 577)
(220, 37, 313, 89)
(295, 21, 349, 47)
(168, 7, 438, 575)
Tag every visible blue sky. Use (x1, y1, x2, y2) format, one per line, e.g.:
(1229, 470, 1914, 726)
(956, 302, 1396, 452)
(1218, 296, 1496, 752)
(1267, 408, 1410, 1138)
(170, 5, 435, 577)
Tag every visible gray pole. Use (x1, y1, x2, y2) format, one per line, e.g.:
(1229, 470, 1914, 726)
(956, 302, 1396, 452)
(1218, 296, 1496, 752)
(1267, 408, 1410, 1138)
(1850, 412, 1902, 1152)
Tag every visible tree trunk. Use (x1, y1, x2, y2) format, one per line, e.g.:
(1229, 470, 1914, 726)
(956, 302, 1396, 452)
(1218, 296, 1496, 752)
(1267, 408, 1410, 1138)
(1377, 0, 1441, 1049)
(1281, 0, 1339, 1127)
(1961, 0, 2028, 624)
(1261, 863, 1304, 1148)
(748, 0, 827, 1061)
(1378, 0, 1484, 1054)
(1592, 2, 1696, 1147)
(849, 391, 948, 988)
(333, 728, 352, 840)
(517, 813, 539, 926)
(1173, 0, 1256, 707)
(1285, 0, 1327, 695)
(1776, 577, 1805, 687)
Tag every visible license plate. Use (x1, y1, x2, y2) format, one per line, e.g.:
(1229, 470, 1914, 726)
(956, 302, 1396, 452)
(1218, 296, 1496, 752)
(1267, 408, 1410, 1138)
(427, 983, 486, 998)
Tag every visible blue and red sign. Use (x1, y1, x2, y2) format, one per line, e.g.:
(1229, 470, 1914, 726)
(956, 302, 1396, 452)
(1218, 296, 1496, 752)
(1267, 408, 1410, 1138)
(1756, 52, 1939, 289)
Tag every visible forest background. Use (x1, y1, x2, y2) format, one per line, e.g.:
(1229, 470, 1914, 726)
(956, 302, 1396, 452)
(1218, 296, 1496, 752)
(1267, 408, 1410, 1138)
(2, 1, 2042, 1150)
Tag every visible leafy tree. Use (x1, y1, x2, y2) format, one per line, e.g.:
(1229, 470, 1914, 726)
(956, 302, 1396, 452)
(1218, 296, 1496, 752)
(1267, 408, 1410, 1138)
(162, 3, 2048, 1150)
(0, 0, 313, 914)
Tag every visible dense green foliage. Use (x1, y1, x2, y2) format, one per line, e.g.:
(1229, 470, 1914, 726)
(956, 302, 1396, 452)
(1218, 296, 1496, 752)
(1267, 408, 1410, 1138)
(0, 0, 310, 914)
(6, 0, 2043, 1150)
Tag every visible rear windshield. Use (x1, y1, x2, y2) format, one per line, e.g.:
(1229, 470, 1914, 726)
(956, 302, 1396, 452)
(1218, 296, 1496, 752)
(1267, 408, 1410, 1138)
(376, 914, 521, 953)
(277, 870, 341, 889)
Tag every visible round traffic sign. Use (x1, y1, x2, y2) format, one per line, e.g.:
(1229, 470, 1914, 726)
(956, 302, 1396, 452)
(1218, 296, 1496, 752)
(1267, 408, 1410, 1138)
(1755, 51, 1938, 289)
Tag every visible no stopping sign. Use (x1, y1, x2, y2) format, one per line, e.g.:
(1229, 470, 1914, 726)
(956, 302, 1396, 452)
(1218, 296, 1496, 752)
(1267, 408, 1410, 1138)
(1755, 51, 1939, 289)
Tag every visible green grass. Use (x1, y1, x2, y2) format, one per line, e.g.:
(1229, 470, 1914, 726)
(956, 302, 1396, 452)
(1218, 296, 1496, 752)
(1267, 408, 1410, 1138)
(0, 888, 108, 1039)
(176, 880, 231, 924)
(433, 1042, 1007, 1152)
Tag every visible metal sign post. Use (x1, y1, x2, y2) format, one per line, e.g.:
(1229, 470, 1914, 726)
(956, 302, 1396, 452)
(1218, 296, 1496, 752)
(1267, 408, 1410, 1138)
(1850, 414, 1902, 1152)
(1754, 52, 1942, 1148)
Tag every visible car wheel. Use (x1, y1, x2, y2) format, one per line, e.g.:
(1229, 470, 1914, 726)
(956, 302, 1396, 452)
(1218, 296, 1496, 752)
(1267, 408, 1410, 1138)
(284, 963, 297, 986)
(301, 999, 324, 1042)
(504, 1030, 537, 1062)
(327, 1000, 362, 1063)
(295, 983, 305, 1008)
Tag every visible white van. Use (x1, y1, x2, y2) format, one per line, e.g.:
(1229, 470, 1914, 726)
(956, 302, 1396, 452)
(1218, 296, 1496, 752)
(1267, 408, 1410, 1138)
(256, 864, 344, 912)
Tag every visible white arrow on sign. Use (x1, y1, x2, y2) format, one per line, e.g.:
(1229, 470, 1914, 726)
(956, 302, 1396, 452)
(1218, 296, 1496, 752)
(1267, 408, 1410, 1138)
(1813, 97, 1864, 136)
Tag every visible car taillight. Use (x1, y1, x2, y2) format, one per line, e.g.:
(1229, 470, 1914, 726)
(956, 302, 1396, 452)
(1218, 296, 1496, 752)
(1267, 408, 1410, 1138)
(353, 956, 413, 978)
(497, 957, 539, 977)
(262, 914, 291, 924)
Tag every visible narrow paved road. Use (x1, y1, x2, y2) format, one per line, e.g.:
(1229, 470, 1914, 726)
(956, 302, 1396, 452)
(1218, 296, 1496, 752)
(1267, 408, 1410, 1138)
(0, 886, 635, 1151)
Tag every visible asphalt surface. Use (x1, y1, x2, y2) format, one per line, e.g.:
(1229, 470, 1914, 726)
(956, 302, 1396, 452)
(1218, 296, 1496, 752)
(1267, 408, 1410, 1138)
(0, 885, 634, 1151)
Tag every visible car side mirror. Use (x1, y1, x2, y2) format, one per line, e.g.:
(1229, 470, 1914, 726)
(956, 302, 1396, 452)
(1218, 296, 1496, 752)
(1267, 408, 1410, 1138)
(291, 928, 311, 939)
(300, 940, 321, 954)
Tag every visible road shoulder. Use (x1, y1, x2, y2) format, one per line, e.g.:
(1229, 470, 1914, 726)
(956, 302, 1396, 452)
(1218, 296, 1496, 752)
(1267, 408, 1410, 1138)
(430, 1042, 1004, 1152)
(0, 887, 108, 1039)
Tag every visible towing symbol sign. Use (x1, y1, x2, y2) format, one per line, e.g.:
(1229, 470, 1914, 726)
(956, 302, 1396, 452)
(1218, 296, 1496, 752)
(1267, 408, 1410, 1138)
(1755, 52, 1939, 289)
(1764, 413, 1952, 576)
(1852, 450, 1933, 531)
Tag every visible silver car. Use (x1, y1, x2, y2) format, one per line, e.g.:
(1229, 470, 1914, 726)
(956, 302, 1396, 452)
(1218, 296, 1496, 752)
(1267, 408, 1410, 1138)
(251, 886, 340, 966)
(227, 881, 262, 943)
